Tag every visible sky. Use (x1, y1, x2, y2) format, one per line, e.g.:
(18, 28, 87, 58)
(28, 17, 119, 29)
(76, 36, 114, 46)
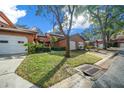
(0, 5, 91, 35)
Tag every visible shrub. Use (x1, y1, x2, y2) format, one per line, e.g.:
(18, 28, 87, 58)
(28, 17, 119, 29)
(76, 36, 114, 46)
(51, 47, 65, 51)
(24, 43, 51, 54)
(85, 45, 94, 51)
(112, 42, 118, 47)
(78, 46, 83, 49)
(24, 43, 36, 54)
(35, 47, 51, 53)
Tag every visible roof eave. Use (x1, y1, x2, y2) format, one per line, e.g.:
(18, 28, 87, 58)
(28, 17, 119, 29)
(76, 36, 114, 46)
(0, 27, 37, 34)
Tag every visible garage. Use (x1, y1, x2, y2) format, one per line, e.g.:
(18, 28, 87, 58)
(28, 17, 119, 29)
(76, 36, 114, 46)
(70, 41, 76, 50)
(0, 35, 28, 55)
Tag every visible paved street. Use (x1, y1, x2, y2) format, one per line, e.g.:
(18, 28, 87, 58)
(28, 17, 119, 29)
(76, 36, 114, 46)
(92, 50, 124, 88)
(0, 55, 37, 88)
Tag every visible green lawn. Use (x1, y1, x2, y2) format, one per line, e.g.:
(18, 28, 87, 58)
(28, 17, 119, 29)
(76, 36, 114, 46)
(16, 50, 102, 87)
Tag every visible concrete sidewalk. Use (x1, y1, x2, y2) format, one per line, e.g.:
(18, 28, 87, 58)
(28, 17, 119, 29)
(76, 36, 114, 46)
(0, 55, 37, 88)
(92, 50, 124, 88)
(51, 74, 93, 88)
(94, 51, 119, 69)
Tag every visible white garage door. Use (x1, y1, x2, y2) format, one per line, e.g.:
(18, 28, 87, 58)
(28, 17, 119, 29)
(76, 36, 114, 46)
(120, 43, 124, 48)
(0, 35, 28, 54)
(70, 41, 76, 50)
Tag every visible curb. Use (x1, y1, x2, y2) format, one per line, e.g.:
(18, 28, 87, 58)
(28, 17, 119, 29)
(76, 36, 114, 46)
(94, 51, 119, 66)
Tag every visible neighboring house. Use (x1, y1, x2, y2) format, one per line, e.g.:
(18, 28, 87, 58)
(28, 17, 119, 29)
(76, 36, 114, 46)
(37, 35, 50, 47)
(115, 35, 124, 47)
(111, 32, 124, 48)
(94, 39, 104, 48)
(92, 31, 124, 48)
(90, 33, 104, 48)
(37, 33, 85, 50)
(0, 11, 37, 55)
(55, 34, 85, 50)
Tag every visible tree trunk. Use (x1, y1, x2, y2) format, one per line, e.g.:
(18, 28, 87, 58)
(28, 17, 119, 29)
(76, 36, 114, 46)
(102, 32, 107, 50)
(106, 31, 110, 48)
(65, 36, 70, 58)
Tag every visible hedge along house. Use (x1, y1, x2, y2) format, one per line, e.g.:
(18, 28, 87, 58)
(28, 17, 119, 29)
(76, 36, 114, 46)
(0, 11, 37, 55)
(41, 33, 85, 50)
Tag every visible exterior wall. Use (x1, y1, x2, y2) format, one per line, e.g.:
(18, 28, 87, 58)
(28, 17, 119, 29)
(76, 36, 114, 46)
(55, 35, 85, 50)
(55, 39, 67, 48)
(70, 41, 76, 50)
(78, 42, 84, 49)
(0, 30, 36, 43)
(94, 40, 104, 48)
(70, 35, 85, 49)
(116, 39, 124, 47)
(108, 39, 124, 47)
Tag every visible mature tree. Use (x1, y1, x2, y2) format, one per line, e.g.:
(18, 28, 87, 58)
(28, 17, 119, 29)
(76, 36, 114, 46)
(36, 5, 76, 57)
(76, 5, 124, 49)
(50, 36, 58, 47)
(81, 25, 98, 41)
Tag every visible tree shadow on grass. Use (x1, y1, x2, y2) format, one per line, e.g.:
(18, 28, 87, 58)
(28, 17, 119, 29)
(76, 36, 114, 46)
(36, 57, 67, 87)
(70, 50, 87, 58)
(48, 50, 87, 58)
(48, 51, 65, 57)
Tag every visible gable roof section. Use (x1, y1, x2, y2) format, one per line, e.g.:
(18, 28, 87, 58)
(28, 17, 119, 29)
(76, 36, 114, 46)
(0, 11, 14, 27)
(70, 34, 85, 41)
(46, 33, 85, 41)
(0, 11, 37, 34)
(46, 33, 64, 38)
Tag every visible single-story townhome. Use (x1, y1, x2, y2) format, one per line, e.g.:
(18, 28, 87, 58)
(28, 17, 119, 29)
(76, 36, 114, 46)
(111, 35, 124, 48)
(0, 11, 37, 55)
(37, 33, 85, 50)
(94, 39, 104, 48)
(93, 34, 124, 48)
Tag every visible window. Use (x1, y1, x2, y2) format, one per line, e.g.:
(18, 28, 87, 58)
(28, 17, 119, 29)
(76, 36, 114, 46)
(0, 40, 8, 43)
(18, 41, 24, 44)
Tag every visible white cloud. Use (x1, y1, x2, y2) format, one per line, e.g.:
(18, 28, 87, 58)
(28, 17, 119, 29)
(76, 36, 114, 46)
(0, 5, 26, 24)
(72, 14, 91, 29)
(64, 12, 91, 30)
(47, 29, 53, 33)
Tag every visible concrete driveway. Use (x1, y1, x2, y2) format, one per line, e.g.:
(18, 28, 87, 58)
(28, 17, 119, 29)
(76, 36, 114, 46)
(92, 50, 124, 88)
(0, 55, 37, 88)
